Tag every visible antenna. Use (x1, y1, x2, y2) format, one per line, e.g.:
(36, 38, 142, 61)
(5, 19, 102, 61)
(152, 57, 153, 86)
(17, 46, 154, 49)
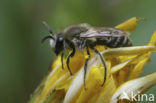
(41, 35, 55, 43)
(42, 21, 54, 35)
(42, 21, 55, 43)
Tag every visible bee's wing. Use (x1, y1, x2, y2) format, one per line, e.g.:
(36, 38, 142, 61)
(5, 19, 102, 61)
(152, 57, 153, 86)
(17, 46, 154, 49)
(80, 28, 128, 38)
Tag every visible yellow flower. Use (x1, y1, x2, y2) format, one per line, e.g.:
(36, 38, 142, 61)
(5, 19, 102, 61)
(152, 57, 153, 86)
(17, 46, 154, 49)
(29, 17, 156, 103)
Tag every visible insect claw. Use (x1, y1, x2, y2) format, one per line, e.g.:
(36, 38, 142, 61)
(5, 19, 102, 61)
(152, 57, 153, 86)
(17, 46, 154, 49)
(101, 81, 105, 87)
(69, 71, 73, 75)
(101, 72, 107, 86)
(84, 86, 87, 91)
(67, 62, 73, 75)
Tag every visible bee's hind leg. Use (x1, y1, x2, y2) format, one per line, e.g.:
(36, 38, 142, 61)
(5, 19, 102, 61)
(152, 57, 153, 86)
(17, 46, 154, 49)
(90, 47, 107, 86)
(66, 47, 75, 75)
(83, 46, 90, 90)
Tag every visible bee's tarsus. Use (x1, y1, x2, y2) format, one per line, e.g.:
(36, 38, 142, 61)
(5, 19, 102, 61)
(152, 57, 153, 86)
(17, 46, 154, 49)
(91, 47, 107, 86)
(69, 70, 73, 75)
(67, 58, 73, 75)
(101, 82, 105, 87)
(84, 86, 87, 91)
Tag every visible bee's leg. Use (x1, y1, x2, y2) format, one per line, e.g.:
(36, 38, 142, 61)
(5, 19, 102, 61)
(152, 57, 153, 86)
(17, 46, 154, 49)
(83, 46, 90, 90)
(90, 47, 107, 86)
(61, 53, 64, 69)
(66, 47, 75, 75)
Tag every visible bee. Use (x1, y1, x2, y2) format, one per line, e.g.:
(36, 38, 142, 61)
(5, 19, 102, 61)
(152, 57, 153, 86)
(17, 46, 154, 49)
(42, 22, 132, 89)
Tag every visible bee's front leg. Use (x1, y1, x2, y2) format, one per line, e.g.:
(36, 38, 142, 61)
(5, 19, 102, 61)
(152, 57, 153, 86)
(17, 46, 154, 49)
(61, 53, 64, 69)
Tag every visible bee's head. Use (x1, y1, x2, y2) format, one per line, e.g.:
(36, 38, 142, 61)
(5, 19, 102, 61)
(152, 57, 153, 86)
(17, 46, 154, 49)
(53, 34, 64, 55)
(42, 21, 64, 55)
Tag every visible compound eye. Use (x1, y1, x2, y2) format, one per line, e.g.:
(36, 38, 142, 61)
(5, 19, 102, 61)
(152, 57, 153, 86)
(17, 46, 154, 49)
(59, 37, 64, 41)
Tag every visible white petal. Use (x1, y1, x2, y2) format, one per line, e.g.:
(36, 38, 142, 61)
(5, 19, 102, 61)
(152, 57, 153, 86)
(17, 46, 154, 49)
(110, 72, 156, 103)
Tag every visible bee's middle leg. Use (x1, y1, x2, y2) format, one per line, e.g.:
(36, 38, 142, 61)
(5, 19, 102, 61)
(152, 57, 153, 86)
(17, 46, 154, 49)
(66, 47, 75, 75)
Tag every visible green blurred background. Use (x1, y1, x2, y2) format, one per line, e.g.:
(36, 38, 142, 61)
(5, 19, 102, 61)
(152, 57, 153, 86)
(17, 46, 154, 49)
(0, 0, 156, 103)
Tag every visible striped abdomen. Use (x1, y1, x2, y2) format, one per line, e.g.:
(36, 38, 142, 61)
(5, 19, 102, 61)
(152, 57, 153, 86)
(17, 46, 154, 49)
(96, 35, 132, 48)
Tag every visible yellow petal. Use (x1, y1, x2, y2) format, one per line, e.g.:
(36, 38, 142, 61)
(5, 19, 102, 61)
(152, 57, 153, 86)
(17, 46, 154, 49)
(33, 51, 85, 103)
(111, 53, 149, 81)
(75, 66, 105, 103)
(128, 54, 150, 80)
(111, 55, 139, 86)
(102, 46, 156, 58)
(75, 60, 116, 103)
(28, 78, 46, 103)
(43, 90, 65, 103)
(95, 62, 116, 103)
(111, 59, 133, 74)
(63, 56, 100, 103)
(115, 17, 141, 32)
(55, 76, 73, 92)
(148, 31, 156, 46)
(64, 57, 116, 103)
(128, 31, 156, 80)
(110, 72, 156, 103)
